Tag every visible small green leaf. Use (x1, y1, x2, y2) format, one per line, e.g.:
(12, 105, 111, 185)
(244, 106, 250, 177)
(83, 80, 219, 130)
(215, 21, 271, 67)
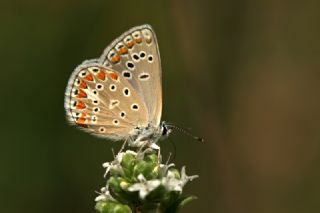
(108, 177, 121, 192)
(144, 153, 158, 163)
(164, 195, 197, 213)
(95, 201, 132, 213)
(133, 161, 158, 180)
(121, 153, 136, 171)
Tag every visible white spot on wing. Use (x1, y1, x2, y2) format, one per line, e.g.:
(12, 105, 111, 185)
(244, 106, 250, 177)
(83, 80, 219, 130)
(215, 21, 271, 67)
(93, 107, 100, 113)
(96, 84, 104, 90)
(109, 84, 117, 91)
(113, 119, 119, 125)
(138, 72, 150, 81)
(131, 103, 139, 111)
(123, 87, 130, 97)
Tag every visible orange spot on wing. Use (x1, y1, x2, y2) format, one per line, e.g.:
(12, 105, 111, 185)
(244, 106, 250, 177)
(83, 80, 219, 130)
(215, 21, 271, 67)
(76, 101, 86, 109)
(79, 81, 87, 89)
(97, 71, 106, 81)
(118, 47, 128, 55)
(85, 73, 93, 81)
(77, 89, 87, 98)
(77, 113, 86, 124)
(111, 55, 120, 64)
(134, 38, 142, 43)
(126, 41, 134, 48)
(108, 71, 118, 81)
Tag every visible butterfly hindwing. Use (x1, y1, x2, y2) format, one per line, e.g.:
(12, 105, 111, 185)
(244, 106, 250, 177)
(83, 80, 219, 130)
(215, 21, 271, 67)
(65, 64, 149, 140)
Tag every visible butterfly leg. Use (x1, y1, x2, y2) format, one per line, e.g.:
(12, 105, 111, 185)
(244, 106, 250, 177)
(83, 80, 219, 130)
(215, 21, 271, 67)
(137, 140, 149, 153)
(117, 137, 129, 154)
(157, 145, 161, 163)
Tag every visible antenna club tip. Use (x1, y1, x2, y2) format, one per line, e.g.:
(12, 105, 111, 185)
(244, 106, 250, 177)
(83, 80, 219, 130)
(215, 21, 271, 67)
(196, 137, 204, 142)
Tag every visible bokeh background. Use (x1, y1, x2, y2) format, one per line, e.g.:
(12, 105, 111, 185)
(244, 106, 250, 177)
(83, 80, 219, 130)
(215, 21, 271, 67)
(1, 0, 320, 212)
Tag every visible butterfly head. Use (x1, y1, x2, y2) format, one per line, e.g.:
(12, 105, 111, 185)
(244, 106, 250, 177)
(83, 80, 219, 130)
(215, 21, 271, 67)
(160, 121, 172, 140)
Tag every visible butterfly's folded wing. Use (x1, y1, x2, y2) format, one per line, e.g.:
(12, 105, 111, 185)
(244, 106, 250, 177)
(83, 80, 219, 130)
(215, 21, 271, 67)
(64, 64, 148, 140)
(99, 24, 162, 126)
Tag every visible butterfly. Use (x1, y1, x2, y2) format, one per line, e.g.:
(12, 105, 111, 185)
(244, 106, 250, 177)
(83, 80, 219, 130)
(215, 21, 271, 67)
(64, 24, 172, 148)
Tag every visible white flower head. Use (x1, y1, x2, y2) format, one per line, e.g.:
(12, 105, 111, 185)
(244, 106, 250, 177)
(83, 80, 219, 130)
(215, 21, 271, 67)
(162, 170, 183, 192)
(159, 163, 175, 177)
(95, 185, 115, 202)
(102, 151, 137, 177)
(95, 194, 107, 202)
(128, 174, 161, 199)
(102, 160, 123, 177)
(180, 166, 199, 185)
(162, 166, 199, 193)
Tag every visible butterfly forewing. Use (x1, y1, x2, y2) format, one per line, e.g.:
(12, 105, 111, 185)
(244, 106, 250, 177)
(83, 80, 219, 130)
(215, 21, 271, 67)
(65, 64, 149, 140)
(98, 25, 162, 126)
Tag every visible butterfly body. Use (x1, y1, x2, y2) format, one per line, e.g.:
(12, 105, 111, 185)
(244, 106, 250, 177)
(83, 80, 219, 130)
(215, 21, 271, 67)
(65, 25, 170, 147)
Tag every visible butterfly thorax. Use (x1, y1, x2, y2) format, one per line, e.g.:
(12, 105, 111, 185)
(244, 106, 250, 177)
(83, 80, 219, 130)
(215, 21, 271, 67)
(128, 121, 171, 147)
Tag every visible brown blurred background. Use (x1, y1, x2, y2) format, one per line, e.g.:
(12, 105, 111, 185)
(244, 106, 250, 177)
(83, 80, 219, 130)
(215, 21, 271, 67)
(1, 0, 320, 212)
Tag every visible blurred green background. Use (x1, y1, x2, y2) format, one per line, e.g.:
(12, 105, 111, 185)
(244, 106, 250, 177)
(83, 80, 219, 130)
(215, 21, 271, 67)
(1, 0, 320, 212)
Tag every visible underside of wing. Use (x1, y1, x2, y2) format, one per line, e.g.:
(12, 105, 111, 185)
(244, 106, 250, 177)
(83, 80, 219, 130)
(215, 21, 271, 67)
(98, 24, 163, 126)
(64, 63, 149, 140)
